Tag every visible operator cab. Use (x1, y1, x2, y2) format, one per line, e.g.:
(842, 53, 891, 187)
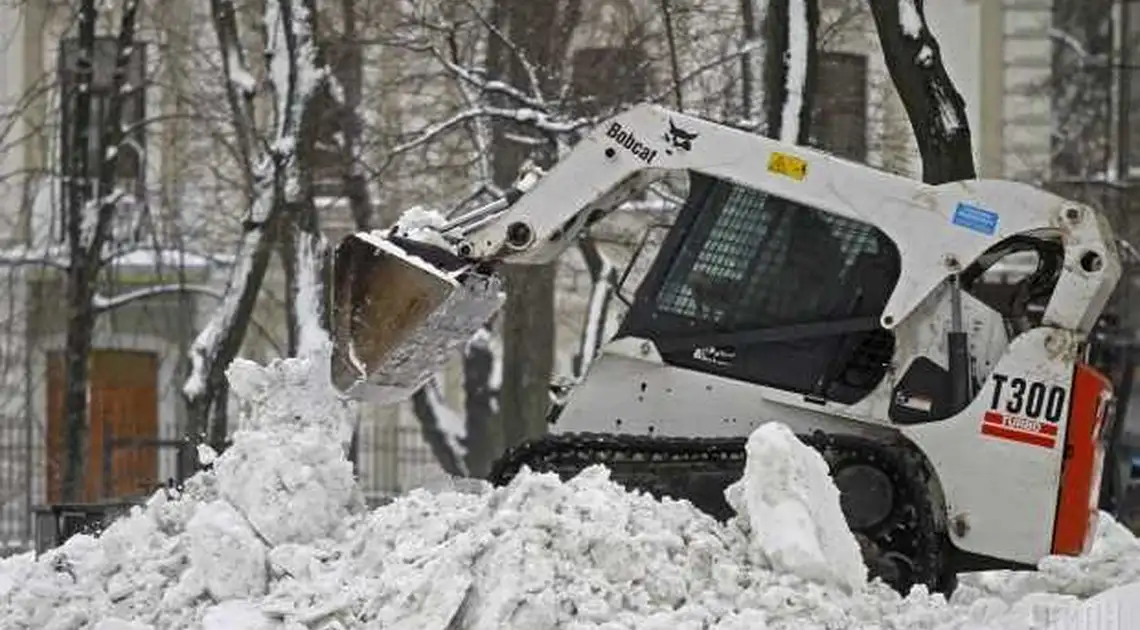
(615, 171, 1068, 419)
(618, 172, 900, 405)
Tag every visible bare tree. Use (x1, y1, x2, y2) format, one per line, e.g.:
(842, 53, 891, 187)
(184, 0, 329, 450)
(59, 0, 142, 502)
(0, 2, 299, 512)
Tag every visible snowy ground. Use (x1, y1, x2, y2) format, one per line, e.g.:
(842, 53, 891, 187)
(0, 351, 1137, 630)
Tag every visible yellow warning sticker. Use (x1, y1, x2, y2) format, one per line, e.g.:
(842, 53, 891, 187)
(767, 151, 808, 181)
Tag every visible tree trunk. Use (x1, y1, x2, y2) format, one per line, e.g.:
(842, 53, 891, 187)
(868, 0, 975, 184)
(187, 0, 324, 451)
(763, 0, 819, 143)
(488, 0, 584, 451)
(499, 264, 559, 445)
(280, 221, 300, 357)
(462, 326, 501, 478)
(61, 284, 95, 502)
(739, 0, 767, 123)
(338, 0, 371, 231)
(60, 0, 97, 503)
(62, 0, 140, 502)
(188, 215, 280, 454)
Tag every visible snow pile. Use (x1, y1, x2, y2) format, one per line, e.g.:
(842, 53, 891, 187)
(957, 511, 1140, 602)
(1047, 582, 1140, 630)
(0, 348, 364, 628)
(724, 423, 865, 592)
(0, 349, 1138, 629)
(211, 355, 361, 547)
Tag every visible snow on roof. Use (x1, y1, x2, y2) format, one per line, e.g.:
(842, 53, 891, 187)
(104, 248, 216, 269)
(0, 245, 231, 270)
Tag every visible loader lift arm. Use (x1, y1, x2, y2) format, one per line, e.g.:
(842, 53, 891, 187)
(442, 103, 1118, 334)
(333, 103, 1118, 402)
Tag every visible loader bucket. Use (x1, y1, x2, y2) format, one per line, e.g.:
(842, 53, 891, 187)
(330, 232, 504, 405)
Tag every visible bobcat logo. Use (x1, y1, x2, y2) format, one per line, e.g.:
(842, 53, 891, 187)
(663, 119, 698, 155)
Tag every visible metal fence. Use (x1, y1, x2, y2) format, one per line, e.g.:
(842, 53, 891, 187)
(0, 414, 34, 556)
(0, 401, 450, 556)
(353, 406, 450, 504)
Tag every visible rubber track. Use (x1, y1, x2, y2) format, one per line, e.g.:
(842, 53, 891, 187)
(487, 431, 948, 595)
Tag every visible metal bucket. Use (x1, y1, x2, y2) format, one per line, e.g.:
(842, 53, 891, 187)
(330, 232, 504, 405)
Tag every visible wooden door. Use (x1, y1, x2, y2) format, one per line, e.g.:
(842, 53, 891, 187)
(46, 350, 159, 503)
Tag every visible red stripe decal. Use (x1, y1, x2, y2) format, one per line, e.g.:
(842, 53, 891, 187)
(982, 410, 1059, 436)
(980, 421, 1057, 448)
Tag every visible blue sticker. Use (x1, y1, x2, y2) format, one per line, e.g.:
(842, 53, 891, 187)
(952, 202, 999, 235)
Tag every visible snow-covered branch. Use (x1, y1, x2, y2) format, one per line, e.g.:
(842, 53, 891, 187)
(81, 0, 141, 258)
(184, 226, 270, 400)
(462, 0, 547, 108)
(93, 283, 225, 314)
(89, 281, 281, 354)
(210, 0, 259, 187)
(428, 49, 548, 112)
(266, 0, 327, 205)
(387, 105, 594, 160)
(0, 247, 71, 271)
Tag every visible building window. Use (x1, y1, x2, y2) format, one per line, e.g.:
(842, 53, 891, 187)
(569, 45, 649, 118)
(811, 51, 868, 163)
(57, 37, 147, 243)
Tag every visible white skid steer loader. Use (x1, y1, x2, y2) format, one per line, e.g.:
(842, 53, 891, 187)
(329, 104, 1122, 595)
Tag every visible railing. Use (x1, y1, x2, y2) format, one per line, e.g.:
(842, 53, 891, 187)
(100, 422, 194, 500)
(30, 426, 194, 555)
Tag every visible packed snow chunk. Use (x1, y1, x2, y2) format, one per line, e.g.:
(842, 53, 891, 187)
(226, 351, 356, 447)
(724, 422, 866, 592)
(8, 348, 1140, 629)
(197, 443, 218, 467)
(202, 600, 278, 630)
(220, 354, 364, 545)
(214, 427, 361, 546)
(184, 500, 268, 602)
(391, 205, 452, 250)
(338, 465, 762, 629)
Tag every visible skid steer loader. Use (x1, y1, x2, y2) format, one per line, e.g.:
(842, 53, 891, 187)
(330, 104, 1121, 595)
